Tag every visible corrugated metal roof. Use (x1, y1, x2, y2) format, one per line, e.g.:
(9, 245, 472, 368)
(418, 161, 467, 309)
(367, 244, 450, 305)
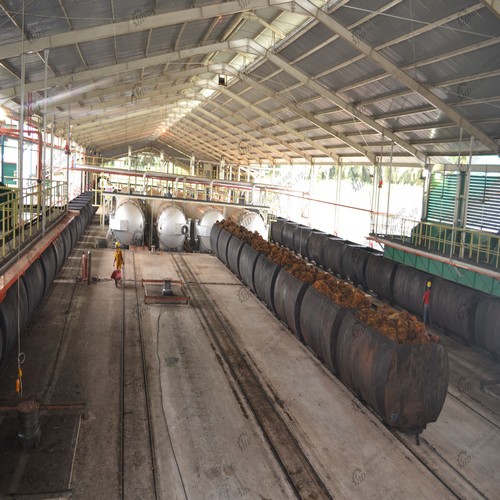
(0, 0, 499, 166)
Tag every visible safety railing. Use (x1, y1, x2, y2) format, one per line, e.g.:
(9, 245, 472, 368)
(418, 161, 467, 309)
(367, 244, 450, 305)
(371, 215, 500, 270)
(0, 180, 67, 259)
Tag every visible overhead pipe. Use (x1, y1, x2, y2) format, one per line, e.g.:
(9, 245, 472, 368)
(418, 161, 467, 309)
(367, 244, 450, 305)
(72, 164, 308, 196)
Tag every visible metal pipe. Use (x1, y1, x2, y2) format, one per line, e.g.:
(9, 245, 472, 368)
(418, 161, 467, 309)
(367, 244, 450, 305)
(71, 164, 308, 195)
(209, 179, 215, 200)
(50, 115, 54, 209)
(42, 48, 49, 235)
(450, 127, 464, 258)
(460, 136, 474, 259)
(385, 142, 394, 235)
(66, 85, 71, 207)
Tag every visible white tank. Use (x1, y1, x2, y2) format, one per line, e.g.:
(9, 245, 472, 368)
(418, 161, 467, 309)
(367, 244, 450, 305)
(194, 208, 224, 252)
(233, 209, 267, 240)
(109, 198, 145, 246)
(156, 203, 189, 250)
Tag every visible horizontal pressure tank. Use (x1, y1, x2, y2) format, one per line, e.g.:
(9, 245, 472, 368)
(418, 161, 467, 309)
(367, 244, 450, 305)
(156, 203, 189, 250)
(109, 198, 145, 246)
(195, 208, 224, 252)
(232, 209, 267, 240)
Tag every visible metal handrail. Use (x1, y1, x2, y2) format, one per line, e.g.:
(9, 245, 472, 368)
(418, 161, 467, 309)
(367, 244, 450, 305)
(0, 180, 67, 259)
(372, 216, 500, 269)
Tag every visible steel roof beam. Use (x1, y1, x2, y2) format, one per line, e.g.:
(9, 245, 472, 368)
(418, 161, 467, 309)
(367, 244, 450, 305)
(1, 39, 253, 100)
(199, 92, 315, 163)
(246, 39, 426, 162)
(249, 0, 403, 93)
(62, 95, 204, 130)
(178, 115, 249, 157)
(73, 88, 288, 163)
(213, 81, 337, 163)
(481, 0, 500, 19)
(351, 69, 500, 114)
(339, 36, 500, 94)
(52, 82, 208, 119)
(196, 106, 291, 163)
(196, 112, 292, 164)
(297, 0, 499, 155)
(0, 0, 295, 60)
(163, 124, 233, 163)
(99, 122, 227, 163)
(42, 65, 225, 109)
(67, 78, 296, 162)
(229, 69, 376, 162)
(69, 105, 174, 133)
(192, 109, 283, 164)
(314, 2, 484, 81)
(200, 111, 309, 163)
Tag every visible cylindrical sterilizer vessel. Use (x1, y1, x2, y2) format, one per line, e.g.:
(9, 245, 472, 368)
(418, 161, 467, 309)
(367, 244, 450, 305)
(156, 203, 190, 250)
(109, 198, 145, 246)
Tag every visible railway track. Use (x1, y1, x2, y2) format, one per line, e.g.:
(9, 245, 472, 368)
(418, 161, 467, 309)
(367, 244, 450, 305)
(172, 252, 333, 500)
(117, 252, 158, 499)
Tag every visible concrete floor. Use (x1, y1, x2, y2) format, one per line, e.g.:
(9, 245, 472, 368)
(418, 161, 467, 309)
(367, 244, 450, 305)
(0, 221, 499, 499)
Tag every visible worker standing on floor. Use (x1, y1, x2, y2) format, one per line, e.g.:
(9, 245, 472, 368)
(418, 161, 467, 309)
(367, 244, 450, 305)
(421, 280, 432, 326)
(112, 241, 124, 287)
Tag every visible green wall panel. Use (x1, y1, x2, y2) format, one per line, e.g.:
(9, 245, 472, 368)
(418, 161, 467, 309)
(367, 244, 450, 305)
(428, 259, 443, 277)
(384, 246, 500, 297)
(415, 255, 429, 272)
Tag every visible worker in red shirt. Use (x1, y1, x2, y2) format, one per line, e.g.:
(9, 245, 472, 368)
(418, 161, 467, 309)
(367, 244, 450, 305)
(421, 281, 432, 325)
